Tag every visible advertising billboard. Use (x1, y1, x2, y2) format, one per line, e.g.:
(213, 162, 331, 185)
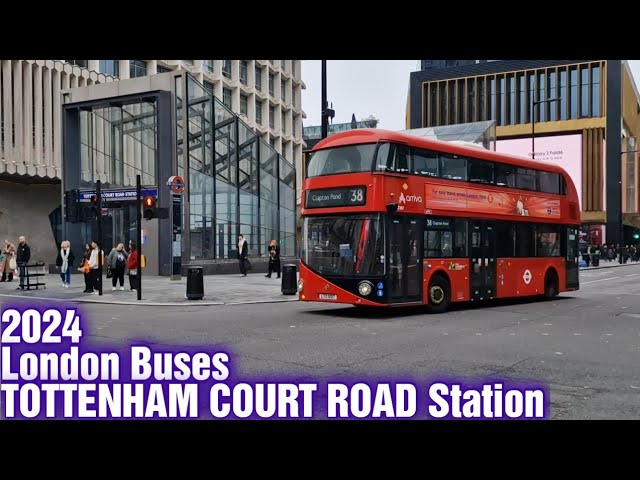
(424, 183, 561, 219)
(496, 134, 583, 209)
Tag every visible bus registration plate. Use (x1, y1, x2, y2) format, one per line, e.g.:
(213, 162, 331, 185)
(319, 293, 337, 300)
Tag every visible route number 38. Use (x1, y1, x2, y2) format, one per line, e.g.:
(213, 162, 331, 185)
(350, 189, 365, 204)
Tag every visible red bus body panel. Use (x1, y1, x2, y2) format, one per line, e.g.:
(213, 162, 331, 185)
(299, 129, 581, 308)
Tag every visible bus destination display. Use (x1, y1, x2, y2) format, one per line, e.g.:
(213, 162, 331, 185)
(305, 186, 367, 208)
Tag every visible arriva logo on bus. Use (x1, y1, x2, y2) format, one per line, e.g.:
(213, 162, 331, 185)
(399, 192, 423, 204)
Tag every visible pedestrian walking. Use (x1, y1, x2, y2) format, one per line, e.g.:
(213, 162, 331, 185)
(127, 240, 139, 291)
(78, 243, 92, 292)
(87, 241, 103, 294)
(15, 236, 31, 290)
(1, 239, 16, 282)
(56, 240, 75, 288)
(237, 234, 249, 276)
(107, 243, 128, 291)
(265, 239, 281, 278)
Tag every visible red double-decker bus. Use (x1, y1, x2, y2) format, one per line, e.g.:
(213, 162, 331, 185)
(298, 129, 580, 313)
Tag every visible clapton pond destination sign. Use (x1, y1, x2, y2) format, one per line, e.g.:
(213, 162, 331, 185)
(305, 186, 367, 208)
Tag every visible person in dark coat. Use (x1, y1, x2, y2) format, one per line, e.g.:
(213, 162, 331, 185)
(237, 234, 249, 276)
(15, 235, 31, 290)
(265, 239, 280, 278)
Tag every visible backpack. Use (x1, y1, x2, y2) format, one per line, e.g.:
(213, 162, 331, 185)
(116, 252, 126, 268)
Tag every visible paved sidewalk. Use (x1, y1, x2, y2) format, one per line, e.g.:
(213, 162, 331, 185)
(581, 260, 640, 271)
(0, 272, 299, 306)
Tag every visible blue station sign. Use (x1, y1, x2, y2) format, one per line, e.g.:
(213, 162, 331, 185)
(78, 188, 159, 202)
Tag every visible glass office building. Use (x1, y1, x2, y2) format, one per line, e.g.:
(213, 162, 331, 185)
(61, 71, 296, 275)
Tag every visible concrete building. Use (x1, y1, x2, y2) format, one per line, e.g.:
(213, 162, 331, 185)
(407, 60, 640, 247)
(0, 60, 305, 266)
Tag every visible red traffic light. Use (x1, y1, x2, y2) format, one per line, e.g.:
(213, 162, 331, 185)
(90, 195, 98, 205)
(143, 196, 156, 208)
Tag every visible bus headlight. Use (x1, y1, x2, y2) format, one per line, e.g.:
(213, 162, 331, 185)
(358, 281, 373, 296)
(297, 279, 304, 293)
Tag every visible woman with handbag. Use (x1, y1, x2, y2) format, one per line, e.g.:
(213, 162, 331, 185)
(1, 240, 16, 282)
(127, 240, 139, 291)
(78, 243, 92, 293)
(55, 240, 75, 288)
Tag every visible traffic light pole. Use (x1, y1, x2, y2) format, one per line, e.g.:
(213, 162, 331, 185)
(96, 180, 103, 296)
(137, 175, 142, 301)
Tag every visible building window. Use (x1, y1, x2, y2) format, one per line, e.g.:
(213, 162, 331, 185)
(292, 90, 296, 108)
(559, 68, 568, 120)
(222, 60, 232, 79)
(240, 94, 248, 116)
(184, 60, 194, 65)
(130, 60, 147, 78)
(65, 60, 88, 68)
(240, 61, 248, 85)
(269, 106, 275, 129)
(203, 60, 214, 73)
(537, 72, 546, 122)
(580, 66, 589, 118)
(99, 60, 119, 77)
(488, 77, 496, 122)
(256, 100, 263, 125)
(292, 61, 296, 77)
(592, 64, 601, 117)
(281, 60, 286, 70)
(157, 65, 172, 73)
(282, 111, 286, 132)
(548, 70, 557, 121)
(518, 74, 526, 124)
(255, 66, 262, 91)
(281, 79, 286, 102)
(269, 74, 275, 97)
(569, 67, 578, 119)
(223, 88, 232, 110)
(203, 81, 214, 97)
(270, 138, 276, 148)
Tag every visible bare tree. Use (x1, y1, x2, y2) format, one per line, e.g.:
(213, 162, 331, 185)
(361, 115, 380, 128)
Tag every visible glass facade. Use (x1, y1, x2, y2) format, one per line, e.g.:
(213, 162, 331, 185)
(130, 60, 147, 78)
(99, 60, 119, 77)
(64, 72, 296, 269)
(423, 62, 604, 128)
(184, 75, 297, 259)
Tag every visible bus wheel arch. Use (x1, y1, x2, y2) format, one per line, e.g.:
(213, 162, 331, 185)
(544, 268, 559, 298)
(426, 272, 451, 313)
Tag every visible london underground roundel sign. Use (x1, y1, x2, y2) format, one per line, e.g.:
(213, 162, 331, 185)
(167, 175, 185, 194)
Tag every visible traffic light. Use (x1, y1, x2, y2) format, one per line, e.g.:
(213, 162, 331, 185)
(64, 189, 80, 223)
(633, 229, 640, 241)
(143, 196, 157, 220)
(90, 194, 99, 218)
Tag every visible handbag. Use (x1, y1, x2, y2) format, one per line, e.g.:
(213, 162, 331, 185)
(106, 266, 113, 279)
(9, 257, 17, 270)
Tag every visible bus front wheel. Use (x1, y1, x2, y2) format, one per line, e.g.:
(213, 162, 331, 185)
(426, 275, 451, 314)
(544, 269, 559, 299)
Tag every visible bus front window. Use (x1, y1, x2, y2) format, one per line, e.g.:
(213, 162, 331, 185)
(306, 144, 377, 177)
(304, 215, 385, 276)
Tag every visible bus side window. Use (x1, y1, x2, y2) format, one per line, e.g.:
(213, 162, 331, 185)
(412, 148, 438, 177)
(495, 164, 516, 187)
(393, 145, 410, 173)
(376, 143, 392, 172)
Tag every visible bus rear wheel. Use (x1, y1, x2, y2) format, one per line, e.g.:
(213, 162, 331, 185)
(544, 270, 559, 299)
(426, 275, 451, 314)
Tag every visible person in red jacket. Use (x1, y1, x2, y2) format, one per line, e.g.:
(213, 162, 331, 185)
(127, 240, 139, 291)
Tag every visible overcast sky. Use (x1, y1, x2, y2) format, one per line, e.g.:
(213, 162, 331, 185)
(301, 60, 640, 131)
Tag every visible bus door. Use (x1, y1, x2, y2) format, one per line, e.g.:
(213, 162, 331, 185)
(388, 216, 423, 303)
(470, 221, 497, 300)
(565, 227, 579, 289)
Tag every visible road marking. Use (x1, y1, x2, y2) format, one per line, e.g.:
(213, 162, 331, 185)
(581, 277, 622, 284)
(626, 273, 639, 277)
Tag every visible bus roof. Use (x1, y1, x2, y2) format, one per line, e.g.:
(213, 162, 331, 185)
(311, 128, 572, 179)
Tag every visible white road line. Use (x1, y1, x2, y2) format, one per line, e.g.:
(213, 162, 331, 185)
(581, 277, 622, 284)
(625, 273, 638, 277)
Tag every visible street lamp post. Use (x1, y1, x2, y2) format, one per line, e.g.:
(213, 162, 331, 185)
(531, 97, 560, 161)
